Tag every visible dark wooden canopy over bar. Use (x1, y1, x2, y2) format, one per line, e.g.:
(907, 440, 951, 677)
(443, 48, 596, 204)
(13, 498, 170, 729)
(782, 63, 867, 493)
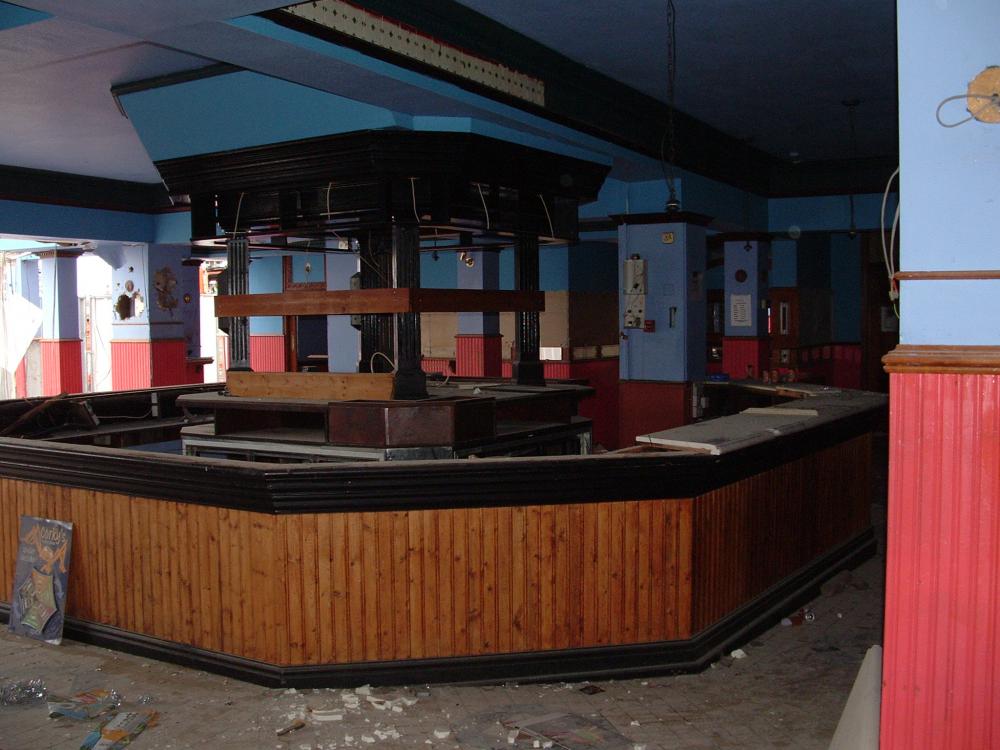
(157, 129, 610, 396)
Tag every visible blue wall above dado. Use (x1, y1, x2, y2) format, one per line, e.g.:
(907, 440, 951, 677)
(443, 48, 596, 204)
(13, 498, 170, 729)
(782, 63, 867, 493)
(0, 0, 50, 32)
(768, 192, 897, 235)
(897, 0, 1000, 345)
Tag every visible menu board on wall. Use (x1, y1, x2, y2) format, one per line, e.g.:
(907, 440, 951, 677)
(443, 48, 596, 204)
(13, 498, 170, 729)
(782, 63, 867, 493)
(730, 294, 752, 328)
(8, 515, 73, 645)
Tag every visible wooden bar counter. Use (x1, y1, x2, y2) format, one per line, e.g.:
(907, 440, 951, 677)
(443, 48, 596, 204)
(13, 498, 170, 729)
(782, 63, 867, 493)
(0, 385, 884, 687)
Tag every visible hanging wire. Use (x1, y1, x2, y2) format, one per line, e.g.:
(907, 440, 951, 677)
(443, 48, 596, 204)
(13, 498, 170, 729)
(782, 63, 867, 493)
(408, 177, 421, 224)
(662, 0, 680, 212)
(935, 92, 1000, 128)
(538, 194, 555, 239)
(476, 183, 491, 230)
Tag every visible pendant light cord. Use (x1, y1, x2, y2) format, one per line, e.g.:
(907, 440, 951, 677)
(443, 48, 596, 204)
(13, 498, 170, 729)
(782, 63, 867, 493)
(663, 0, 680, 211)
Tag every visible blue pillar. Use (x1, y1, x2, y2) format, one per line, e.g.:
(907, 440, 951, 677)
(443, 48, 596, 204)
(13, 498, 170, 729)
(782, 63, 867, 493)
(37, 249, 83, 394)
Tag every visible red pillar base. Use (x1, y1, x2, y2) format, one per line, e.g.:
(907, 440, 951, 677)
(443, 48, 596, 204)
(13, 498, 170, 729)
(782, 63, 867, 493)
(39, 339, 83, 396)
(722, 337, 770, 380)
(618, 380, 691, 447)
(881, 348, 1000, 749)
(250, 334, 287, 372)
(111, 340, 192, 390)
(455, 334, 503, 377)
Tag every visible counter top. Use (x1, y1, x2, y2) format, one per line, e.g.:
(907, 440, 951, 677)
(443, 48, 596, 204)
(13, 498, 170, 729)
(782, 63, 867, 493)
(637, 383, 887, 455)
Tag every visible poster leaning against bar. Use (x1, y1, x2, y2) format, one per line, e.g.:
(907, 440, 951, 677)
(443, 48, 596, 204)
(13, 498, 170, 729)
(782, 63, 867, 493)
(8, 515, 73, 644)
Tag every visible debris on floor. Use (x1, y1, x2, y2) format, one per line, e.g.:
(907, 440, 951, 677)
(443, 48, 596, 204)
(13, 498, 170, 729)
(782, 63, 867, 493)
(46, 688, 121, 720)
(731, 648, 748, 659)
(456, 705, 634, 749)
(781, 607, 817, 626)
(79, 709, 159, 750)
(578, 684, 605, 695)
(276, 717, 306, 736)
(0, 678, 47, 706)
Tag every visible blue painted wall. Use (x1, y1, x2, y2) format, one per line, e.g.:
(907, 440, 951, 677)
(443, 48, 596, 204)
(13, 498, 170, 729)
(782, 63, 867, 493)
(0, 199, 154, 242)
(248, 253, 283, 335)
(768, 193, 896, 234)
(723, 240, 769, 337)
(770, 239, 798, 287)
(830, 234, 861, 342)
(897, 1, 1000, 345)
(618, 220, 706, 382)
(0, 1, 50, 31)
(325, 252, 360, 373)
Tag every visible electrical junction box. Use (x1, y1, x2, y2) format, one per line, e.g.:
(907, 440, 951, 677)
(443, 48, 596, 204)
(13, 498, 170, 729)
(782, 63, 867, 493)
(623, 254, 647, 328)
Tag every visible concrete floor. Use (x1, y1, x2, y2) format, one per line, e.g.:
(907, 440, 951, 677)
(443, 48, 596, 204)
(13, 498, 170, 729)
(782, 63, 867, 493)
(0, 439, 888, 750)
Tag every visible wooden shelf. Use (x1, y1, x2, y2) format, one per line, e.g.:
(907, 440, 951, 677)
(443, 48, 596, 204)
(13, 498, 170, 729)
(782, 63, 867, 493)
(214, 288, 545, 317)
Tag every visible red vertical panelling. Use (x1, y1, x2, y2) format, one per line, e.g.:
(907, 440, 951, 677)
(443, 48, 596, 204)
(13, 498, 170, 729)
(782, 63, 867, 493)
(455, 335, 502, 377)
(111, 341, 152, 390)
(618, 380, 690, 447)
(421, 358, 455, 375)
(14, 358, 27, 398)
(150, 340, 189, 386)
(882, 372, 1000, 749)
(39, 339, 83, 395)
(542, 362, 571, 380)
(721, 337, 769, 380)
(570, 359, 620, 450)
(250, 335, 287, 372)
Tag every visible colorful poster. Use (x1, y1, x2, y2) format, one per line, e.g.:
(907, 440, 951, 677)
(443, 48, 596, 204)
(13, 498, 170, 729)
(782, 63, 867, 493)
(8, 515, 73, 644)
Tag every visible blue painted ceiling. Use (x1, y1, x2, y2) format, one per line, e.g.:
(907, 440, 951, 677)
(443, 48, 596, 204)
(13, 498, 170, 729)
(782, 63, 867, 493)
(0, 0, 897, 184)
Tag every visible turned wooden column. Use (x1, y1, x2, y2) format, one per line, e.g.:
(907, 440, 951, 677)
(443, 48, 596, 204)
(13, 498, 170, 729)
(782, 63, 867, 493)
(225, 234, 251, 372)
(358, 229, 394, 375)
(390, 223, 427, 399)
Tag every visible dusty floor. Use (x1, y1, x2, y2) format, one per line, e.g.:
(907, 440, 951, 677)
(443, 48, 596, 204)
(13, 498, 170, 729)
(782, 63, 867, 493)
(0, 439, 887, 750)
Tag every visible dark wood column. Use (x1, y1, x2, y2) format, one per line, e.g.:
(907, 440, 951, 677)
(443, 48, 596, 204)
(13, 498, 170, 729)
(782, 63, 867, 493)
(391, 223, 427, 399)
(512, 230, 544, 385)
(358, 229, 394, 374)
(225, 234, 251, 372)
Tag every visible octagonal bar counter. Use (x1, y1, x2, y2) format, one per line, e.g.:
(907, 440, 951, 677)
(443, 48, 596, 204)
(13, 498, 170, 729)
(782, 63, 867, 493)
(0, 384, 884, 687)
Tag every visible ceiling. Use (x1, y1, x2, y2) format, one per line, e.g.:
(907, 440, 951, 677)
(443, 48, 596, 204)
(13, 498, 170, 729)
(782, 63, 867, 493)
(453, 0, 899, 162)
(0, 0, 898, 185)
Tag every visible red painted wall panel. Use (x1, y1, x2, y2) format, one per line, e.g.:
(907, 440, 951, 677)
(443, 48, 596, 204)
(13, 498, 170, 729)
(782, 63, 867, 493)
(455, 334, 502, 377)
(111, 341, 151, 391)
(570, 358, 620, 450)
(150, 340, 188, 387)
(39, 339, 83, 396)
(250, 334, 286, 373)
(111, 340, 191, 390)
(421, 357, 454, 375)
(881, 372, 1000, 749)
(618, 380, 690, 447)
(722, 337, 769, 380)
(14, 358, 27, 398)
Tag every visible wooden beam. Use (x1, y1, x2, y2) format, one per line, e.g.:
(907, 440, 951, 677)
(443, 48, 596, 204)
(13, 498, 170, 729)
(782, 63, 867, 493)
(215, 289, 545, 317)
(226, 371, 395, 401)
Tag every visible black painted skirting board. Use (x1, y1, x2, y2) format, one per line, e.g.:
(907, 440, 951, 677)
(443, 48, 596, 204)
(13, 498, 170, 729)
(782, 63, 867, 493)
(0, 529, 875, 688)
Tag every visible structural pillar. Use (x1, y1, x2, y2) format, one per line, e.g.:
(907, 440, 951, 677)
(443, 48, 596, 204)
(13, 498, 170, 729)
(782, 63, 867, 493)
(358, 228, 394, 375)
(391, 223, 427, 399)
(880, 2, 1000, 748)
(37, 249, 83, 395)
(455, 248, 502, 377)
(720, 233, 770, 379)
(225, 234, 251, 372)
(512, 231, 544, 385)
(110, 244, 201, 389)
(614, 212, 709, 445)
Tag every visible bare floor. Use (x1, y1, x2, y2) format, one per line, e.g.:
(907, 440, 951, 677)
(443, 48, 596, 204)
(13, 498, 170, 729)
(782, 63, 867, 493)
(1, 442, 887, 750)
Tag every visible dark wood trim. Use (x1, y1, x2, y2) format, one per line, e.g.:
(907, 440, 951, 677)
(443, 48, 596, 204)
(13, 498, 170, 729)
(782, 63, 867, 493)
(216, 288, 546, 317)
(0, 164, 175, 214)
(883, 344, 1000, 374)
(611, 211, 714, 227)
(0, 529, 875, 687)
(894, 270, 1000, 281)
(282, 255, 326, 291)
(0, 405, 883, 513)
